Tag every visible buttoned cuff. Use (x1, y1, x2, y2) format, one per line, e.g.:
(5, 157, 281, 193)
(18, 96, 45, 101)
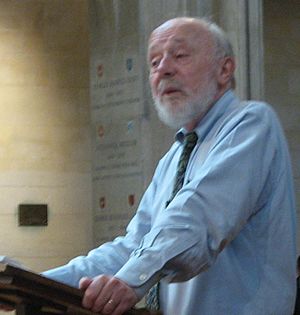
(114, 260, 162, 299)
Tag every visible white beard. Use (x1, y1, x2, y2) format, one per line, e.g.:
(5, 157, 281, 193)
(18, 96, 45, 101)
(153, 78, 218, 129)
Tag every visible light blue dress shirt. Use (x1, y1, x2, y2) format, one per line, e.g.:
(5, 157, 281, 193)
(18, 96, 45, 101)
(44, 90, 297, 315)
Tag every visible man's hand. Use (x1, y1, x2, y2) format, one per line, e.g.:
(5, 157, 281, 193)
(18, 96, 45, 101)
(79, 275, 138, 315)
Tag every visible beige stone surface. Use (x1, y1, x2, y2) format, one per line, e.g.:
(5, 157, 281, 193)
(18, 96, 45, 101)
(0, 0, 91, 273)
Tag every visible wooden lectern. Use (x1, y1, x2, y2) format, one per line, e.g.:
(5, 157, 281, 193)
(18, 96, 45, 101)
(0, 263, 161, 315)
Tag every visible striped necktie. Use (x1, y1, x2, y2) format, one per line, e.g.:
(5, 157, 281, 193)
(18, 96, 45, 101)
(145, 132, 198, 311)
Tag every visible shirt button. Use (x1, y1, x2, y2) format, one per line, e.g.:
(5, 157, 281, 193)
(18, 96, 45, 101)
(139, 273, 147, 281)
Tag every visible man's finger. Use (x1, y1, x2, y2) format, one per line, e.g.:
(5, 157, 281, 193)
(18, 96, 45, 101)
(101, 297, 120, 315)
(99, 278, 138, 315)
(79, 277, 93, 290)
(82, 275, 107, 310)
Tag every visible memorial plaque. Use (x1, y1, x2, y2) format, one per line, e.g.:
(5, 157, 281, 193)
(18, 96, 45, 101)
(18, 204, 48, 226)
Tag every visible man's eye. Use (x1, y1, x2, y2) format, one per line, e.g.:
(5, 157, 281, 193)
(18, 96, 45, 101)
(151, 59, 160, 68)
(176, 54, 188, 59)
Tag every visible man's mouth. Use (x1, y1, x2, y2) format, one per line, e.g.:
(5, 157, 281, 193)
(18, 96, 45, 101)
(162, 87, 182, 96)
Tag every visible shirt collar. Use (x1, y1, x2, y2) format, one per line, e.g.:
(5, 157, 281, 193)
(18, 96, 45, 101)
(175, 89, 237, 143)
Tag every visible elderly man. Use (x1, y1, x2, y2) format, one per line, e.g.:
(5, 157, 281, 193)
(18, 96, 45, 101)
(41, 17, 296, 315)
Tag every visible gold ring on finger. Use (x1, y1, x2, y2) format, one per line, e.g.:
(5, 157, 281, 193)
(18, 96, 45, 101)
(107, 299, 114, 306)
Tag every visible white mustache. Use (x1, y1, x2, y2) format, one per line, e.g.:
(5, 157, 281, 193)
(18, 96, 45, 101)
(157, 80, 183, 95)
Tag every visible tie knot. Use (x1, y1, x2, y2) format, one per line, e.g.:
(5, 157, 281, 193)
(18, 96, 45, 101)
(184, 132, 198, 146)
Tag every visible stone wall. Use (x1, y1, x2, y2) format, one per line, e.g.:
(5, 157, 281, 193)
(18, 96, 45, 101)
(264, 0, 300, 250)
(0, 0, 92, 279)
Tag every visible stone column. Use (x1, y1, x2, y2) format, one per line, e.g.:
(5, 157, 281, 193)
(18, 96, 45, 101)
(214, 0, 264, 100)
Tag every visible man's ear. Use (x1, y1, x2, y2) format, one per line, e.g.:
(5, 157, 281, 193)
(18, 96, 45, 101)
(217, 57, 235, 87)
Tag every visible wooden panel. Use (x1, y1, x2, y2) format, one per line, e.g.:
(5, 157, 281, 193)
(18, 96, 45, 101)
(0, 263, 161, 315)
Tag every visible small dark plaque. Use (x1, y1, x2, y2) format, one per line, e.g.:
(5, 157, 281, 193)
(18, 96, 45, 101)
(18, 204, 48, 226)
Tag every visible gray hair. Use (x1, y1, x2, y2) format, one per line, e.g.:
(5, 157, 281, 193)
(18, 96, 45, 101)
(207, 22, 234, 58)
(204, 20, 235, 60)
(200, 18, 236, 88)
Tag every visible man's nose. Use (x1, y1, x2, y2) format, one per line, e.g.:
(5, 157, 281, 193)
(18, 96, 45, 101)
(157, 56, 175, 77)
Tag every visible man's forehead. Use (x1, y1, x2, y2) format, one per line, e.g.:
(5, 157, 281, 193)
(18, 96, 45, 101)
(148, 35, 189, 52)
